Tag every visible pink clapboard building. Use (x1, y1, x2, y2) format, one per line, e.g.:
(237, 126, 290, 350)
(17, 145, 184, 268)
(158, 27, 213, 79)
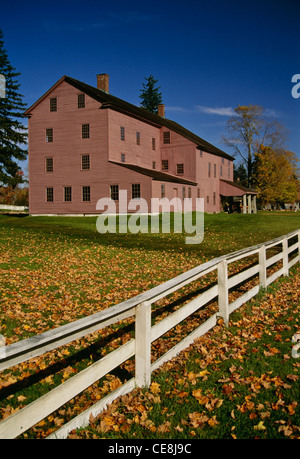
(25, 74, 256, 215)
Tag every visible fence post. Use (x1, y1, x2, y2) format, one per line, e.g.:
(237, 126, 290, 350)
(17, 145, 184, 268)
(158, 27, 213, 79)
(259, 245, 267, 288)
(135, 302, 151, 388)
(218, 260, 229, 326)
(282, 236, 289, 277)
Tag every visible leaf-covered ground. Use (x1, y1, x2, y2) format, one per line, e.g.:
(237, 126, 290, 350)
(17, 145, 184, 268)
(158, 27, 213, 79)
(71, 269, 300, 440)
(0, 212, 299, 438)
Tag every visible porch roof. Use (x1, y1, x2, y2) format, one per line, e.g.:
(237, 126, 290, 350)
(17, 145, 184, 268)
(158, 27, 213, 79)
(109, 161, 198, 186)
(220, 179, 257, 197)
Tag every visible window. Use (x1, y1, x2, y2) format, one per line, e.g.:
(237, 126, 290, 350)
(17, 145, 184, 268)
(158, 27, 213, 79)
(46, 128, 53, 143)
(136, 132, 140, 145)
(132, 184, 141, 199)
(213, 192, 216, 205)
(121, 153, 125, 163)
(64, 186, 72, 202)
(81, 154, 90, 170)
(206, 195, 209, 204)
(214, 164, 216, 178)
(152, 161, 156, 169)
(162, 160, 168, 171)
(182, 187, 186, 199)
(46, 187, 53, 202)
(208, 162, 211, 177)
(82, 186, 90, 202)
(197, 188, 201, 199)
(78, 93, 85, 108)
(199, 150, 203, 157)
(110, 185, 119, 201)
(45, 157, 53, 172)
(152, 138, 156, 150)
(161, 184, 165, 198)
(82, 124, 90, 139)
(163, 131, 170, 144)
(120, 126, 125, 141)
(177, 164, 184, 174)
(220, 165, 223, 177)
(50, 98, 57, 112)
(188, 187, 192, 198)
(228, 167, 230, 179)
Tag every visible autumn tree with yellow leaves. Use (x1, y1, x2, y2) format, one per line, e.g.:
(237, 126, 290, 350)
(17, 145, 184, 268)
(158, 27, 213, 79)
(254, 145, 299, 207)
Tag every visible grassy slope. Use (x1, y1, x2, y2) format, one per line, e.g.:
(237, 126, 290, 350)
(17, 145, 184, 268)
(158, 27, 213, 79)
(0, 211, 299, 438)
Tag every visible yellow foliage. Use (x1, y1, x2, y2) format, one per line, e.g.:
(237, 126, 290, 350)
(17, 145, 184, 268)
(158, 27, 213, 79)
(255, 145, 299, 205)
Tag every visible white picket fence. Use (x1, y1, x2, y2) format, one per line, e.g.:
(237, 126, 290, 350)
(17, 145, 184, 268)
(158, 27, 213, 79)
(0, 204, 28, 211)
(0, 229, 299, 439)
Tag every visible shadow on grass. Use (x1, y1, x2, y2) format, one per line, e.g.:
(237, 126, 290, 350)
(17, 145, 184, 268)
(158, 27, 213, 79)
(0, 277, 219, 403)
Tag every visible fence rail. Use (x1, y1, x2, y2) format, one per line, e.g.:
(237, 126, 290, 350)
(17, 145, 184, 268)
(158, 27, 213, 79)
(0, 229, 299, 439)
(0, 204, 28, 211)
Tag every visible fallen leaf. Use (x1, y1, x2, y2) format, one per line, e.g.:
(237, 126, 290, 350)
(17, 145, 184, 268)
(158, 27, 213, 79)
(278, 424, 293, 437)
(254, 421, 266, 431)
(150, 382, 160, 394)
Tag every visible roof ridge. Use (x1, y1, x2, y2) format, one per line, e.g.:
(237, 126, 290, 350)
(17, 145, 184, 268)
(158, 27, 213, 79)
(64, 76, 233, 159)
(25, 74, 234, 161)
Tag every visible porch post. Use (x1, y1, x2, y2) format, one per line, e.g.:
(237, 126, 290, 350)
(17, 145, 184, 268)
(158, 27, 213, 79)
(252, 195, 257, 214)
(247, 195, 252, 214)
(243, 194, 247, 214)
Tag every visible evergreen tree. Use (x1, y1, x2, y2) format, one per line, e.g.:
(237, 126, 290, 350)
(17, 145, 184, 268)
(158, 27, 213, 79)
(233, 162, 248, 187)
(0, 29, 27, 185)
(139, 74, 163, 114)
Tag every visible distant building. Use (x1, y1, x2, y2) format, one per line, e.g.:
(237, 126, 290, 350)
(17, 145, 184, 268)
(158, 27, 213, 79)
(25, 74, 256, 215)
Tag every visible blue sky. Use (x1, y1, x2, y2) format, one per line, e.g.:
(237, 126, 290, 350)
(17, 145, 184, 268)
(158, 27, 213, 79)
(1, 0, 300, 174)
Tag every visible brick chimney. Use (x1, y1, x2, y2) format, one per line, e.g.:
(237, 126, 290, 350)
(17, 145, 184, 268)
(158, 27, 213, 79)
(158, 104, 165, 117)
(97, 73, 109, 93)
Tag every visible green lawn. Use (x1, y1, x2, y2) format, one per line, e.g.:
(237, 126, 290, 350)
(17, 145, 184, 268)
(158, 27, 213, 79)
(0, 211, 299, 438)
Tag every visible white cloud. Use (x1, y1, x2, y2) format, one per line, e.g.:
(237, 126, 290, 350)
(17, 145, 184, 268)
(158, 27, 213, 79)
(166, 106, 191, 113)
(196, 105, 236, 116)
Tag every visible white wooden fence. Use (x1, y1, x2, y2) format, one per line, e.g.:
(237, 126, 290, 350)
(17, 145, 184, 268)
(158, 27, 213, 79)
(0, 204, 28, 211)
(0, 229, 299, 439)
